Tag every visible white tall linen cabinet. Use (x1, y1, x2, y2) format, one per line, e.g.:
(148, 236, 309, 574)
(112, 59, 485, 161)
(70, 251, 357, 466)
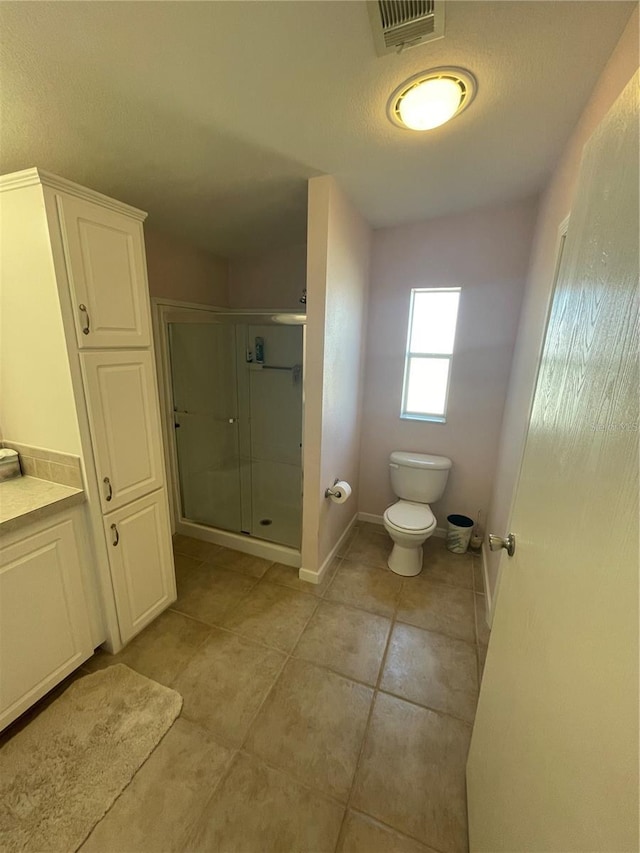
(0, 169, 176, 652)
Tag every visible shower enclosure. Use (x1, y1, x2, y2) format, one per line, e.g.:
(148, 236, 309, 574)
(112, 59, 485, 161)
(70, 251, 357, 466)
(165, 310, 304, 550)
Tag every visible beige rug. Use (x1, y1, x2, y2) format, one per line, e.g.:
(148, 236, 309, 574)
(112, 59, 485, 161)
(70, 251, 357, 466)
(0, 664, 182, 853)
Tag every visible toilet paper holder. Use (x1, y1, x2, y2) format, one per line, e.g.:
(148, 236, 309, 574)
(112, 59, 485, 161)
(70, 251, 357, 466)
(325, 479, 352, 502)
(324, 479, 342, 499)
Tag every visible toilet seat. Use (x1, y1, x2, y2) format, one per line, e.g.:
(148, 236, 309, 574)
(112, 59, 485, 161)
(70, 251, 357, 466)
(384, 501, 436, 534)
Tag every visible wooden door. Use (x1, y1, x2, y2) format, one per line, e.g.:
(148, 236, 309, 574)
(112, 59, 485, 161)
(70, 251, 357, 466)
(466, 74, 639, 850)
(57, 194, 151, 348)
(81, 351, 165, 512)
(104, 490, 176, 644)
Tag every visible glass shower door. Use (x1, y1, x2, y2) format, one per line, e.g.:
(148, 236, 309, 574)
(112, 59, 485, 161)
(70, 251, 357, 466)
(169, 322, 242, 531)
(245, 324, 303, 548)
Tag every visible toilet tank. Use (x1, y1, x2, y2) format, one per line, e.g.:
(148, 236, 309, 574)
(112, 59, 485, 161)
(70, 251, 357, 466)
(389, 451, 452, 503)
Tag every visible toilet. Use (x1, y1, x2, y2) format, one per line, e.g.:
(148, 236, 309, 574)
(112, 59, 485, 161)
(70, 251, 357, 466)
(383, 451, 452, 577)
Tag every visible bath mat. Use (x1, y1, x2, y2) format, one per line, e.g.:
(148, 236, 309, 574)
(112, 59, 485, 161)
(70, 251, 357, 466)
(0, 664, 182, 852)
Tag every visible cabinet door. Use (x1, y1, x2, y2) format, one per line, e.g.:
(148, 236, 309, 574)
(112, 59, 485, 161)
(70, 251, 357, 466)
(0, 516, 93, 731)
(57, 194, 151, 348)
(105, 490, 176, 644)
(81, 351, 165, 512)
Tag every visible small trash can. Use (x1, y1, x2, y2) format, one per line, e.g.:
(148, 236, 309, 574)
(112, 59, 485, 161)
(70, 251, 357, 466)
(446, 514, 474, 554)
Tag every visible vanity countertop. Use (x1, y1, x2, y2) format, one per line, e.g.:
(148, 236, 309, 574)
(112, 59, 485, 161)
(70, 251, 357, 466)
(0, 476, 85, 535)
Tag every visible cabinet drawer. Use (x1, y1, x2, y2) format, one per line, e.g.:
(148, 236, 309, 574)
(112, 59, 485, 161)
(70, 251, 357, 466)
(81, 351, 165, 512)
(0, 516, 94, 731)
(56, 193, 151, 348)
(104, 490, 176, 645)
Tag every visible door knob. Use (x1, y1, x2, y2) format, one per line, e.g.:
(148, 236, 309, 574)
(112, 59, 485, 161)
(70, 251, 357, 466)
(488, 533, 516, 557)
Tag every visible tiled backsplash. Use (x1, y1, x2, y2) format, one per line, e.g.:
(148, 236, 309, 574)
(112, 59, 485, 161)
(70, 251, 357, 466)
(2, 441, 83, 489)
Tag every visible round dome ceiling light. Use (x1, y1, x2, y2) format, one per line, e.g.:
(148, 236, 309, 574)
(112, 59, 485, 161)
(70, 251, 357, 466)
(387, 68, 477, 131)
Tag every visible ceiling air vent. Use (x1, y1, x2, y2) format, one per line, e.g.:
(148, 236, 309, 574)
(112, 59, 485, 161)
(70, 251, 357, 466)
(368, 0, 445, 56)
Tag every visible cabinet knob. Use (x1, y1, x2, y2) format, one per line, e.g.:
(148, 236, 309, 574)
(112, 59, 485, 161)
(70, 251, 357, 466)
(103, 476, 113, 502)
(110, 523, 119, 547)
(79, 304, 90, 335)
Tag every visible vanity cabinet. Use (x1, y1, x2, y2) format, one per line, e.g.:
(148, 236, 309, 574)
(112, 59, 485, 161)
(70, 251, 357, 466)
(56, 193, 151, 349)
(0, 511, 94, 730)
(103, 490, 174, 644)
(0, 168, 176, 657)
(81, 351, 165, 513)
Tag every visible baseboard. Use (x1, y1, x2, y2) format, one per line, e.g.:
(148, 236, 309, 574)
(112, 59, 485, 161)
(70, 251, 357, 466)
(481, 541, 493, 627)
(357, 511, 385, 526)
(175, 520, 300, 568)
(299, 513, 358, 585)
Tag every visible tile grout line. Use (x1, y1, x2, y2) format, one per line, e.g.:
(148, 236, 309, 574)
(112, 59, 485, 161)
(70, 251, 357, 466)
(333, 536, 478, 852)
(471, 552, 489, 686)
(178, 530, 477, 597)
(80, 709, 192, 851)
(173, 544, 478, 641)
(346, 807, 451, 853)
(179, 531, 380, 842)
(163, 619, 218, 691)
(174, 544, 276, 584)
(170, 601, 475, 728)
(236, 746, 349, 806)
(235, 590, 321, 754)
(169, 605, 310, 658)
(331, 565, 405, 852)
(40, 533, 472, 853)
(207, 565, 287, 630)
(171, 534, 478, 849)
(171, 550, 479, 686)
(177, 584, 316, 850)
(177, 543, 476, 849)
(171, 595, 411, 652)
(180, 747, 241, 849)
(180, 572, 332, 848)
(100, 567, 478, 726)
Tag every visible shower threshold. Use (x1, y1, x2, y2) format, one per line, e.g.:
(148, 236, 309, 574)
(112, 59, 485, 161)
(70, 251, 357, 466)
(175, 519, 301, 569)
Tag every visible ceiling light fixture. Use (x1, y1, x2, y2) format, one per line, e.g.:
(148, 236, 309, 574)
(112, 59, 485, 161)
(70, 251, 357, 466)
(387, 67, 476, 131)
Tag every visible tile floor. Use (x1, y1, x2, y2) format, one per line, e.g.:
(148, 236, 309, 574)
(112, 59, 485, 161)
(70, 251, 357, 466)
(6, 522, 491, 853)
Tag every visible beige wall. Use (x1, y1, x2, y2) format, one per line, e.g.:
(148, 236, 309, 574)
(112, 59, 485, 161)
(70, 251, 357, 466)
(0, 184, 82, 454)
(228, 243, 306, 309)
(485, 8, 640, 612)
(145, 227, 228, 306)
(358, 198, 537, 532)
(302, 176, 371, 575)
(145, 227, 306, 311)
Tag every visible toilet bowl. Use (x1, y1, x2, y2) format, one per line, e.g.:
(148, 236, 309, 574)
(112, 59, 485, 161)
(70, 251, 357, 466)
(383, 500, 437, 576)
(383, 450, 452, 577)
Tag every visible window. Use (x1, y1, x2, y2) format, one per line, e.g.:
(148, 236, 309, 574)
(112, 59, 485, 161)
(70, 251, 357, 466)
(401, 287, 461, 422)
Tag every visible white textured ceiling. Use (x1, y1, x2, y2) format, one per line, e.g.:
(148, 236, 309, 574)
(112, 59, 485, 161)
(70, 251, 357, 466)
(0, 1, 634, 256)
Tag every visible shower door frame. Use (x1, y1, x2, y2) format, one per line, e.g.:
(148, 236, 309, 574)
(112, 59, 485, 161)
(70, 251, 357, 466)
(152, 297, 305, 568)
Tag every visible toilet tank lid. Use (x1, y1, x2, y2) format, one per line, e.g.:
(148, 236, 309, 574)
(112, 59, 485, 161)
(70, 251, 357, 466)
(390, 451, 452, 471)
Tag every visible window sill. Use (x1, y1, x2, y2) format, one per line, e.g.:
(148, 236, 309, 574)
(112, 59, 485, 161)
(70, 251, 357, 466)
(400, 414, 447, 424)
